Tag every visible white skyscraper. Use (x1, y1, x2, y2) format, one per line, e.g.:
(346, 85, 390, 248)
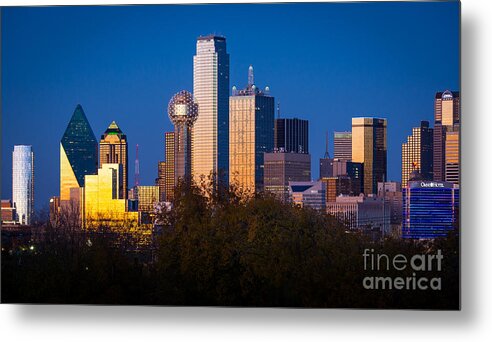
(12, 145, 34, 225)
(192, 35, 230, 186)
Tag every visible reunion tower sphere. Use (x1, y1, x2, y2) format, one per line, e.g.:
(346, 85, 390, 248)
(168, 90, 198, 126)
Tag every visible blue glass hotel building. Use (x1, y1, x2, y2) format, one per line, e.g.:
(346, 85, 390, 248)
(402, 180, 459, 239)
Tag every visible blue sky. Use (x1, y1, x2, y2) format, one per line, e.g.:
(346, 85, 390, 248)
(1, 2, 459, 210)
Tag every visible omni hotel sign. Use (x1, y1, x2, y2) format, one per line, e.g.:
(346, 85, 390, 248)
(410, 181, 453, 189)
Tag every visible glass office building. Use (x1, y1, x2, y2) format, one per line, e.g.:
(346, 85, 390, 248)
(60, 104, 98, 201)
(401, 121, 433, 187)
(192, 35, 230, 186)
(333, 131, 352, 160)
(229, 66, 274, 193)
(12, 145, 34, 225)
(352, 117, 387, 195)
(402, 180, 459, 239)
(274, 118, 309, 154)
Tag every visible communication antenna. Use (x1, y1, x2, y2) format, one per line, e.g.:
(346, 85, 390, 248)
(248, 65, 254, 86)
(277, 101, 281, 119)
(134, 144, 140, 187)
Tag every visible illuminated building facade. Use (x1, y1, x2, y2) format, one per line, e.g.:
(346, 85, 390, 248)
(60, 104, 98, 201)
(1, 199, 16, 224)
(192, 35, 230, 186)
(12, 145, 34, 225)
(333, 131, 352, 160)
(445, 130, 460, 184)
(229, 66, 274, 193)
(326, 194, 390, 234)
(321, 176, 352, 203)
(264, 152, 311, 202)
(157, 161, 166, 202)
(136, 186, 160, 212)
(433, 90, 460, 182)
(164, 132, 175, 201)
(274, 118, 309, 154)
(99, 121, 128, 199)
(288, 181, 326, 211)
(401, 121, 433, 187)
(402, 180, 459, 239)
(351, 117, 387, 195)
(83, 163, 138, 228)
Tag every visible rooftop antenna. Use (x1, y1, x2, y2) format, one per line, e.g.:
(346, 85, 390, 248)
(134, 144, 140, 187)
(248, 65, 254, 87)
(277, 101, 281, 119)
(324, 131, 330, 159)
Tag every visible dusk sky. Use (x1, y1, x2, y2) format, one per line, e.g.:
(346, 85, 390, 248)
(1, 2, 459, 210)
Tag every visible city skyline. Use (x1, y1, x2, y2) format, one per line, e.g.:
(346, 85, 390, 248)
(1, 3, 459, 209)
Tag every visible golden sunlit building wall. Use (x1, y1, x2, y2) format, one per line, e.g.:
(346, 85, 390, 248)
(433, 90, 459, 182)
(83, 163, 138, 228)
(351, 117, 387, 195)
(401, 121, 433, 187)
(99, 121, 128, 199)
(164, 132, 175, 201)
(445, 130, 459, 184)
(60, 105, 98, 201)
(229, 66, 274, 193)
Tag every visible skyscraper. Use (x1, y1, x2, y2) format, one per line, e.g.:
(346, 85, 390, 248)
(164, 132, 175, 202)
(264, 152, 311, 202)
(352, 117, 387, 195)
(229, 66, 275, 193)
(445, 130, 460, 184)
(12, 145, 34, 225)
(192, 35, 230, 186)
(401, 120, 433, 187)
(274, 118, 309, 154)
(157, 161, 166, 202)
(99, 121, 128, 199)
(60, 104, 98, 201)
(402, 180, 459, 239)
(333, 131, 352, 160)
(433, 90, 460, 182)
(168, 90, 199, 185)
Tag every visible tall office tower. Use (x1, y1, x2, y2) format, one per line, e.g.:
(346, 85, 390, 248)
(12, 145, 34, 225)
(60, 104, 98, 201)
(333, 131, 352, 160)
(274, 118, 309, 153)
(264, 152, 311, 202)
(352, 117, 387, 195)
(99, 121, 128, 199)
(445, 130, 460, 184)
(192, 35, 230, 186)
(433, 90, 460, 182)
(401, 121, 433, 187)
(229, 66, 275, 193)
(168, 90, 199, 185)
(164, 132, 175, 201)
(157, 161, 166, 202)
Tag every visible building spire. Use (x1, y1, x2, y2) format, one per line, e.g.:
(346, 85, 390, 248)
(248, 65, 254, 86)
(324, 131, 330, 159)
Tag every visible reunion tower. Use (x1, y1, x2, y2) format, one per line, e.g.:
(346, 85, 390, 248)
(168, 90, 199, 184)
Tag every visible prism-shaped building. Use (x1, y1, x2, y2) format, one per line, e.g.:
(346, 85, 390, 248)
(60, 104, 98, 201)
